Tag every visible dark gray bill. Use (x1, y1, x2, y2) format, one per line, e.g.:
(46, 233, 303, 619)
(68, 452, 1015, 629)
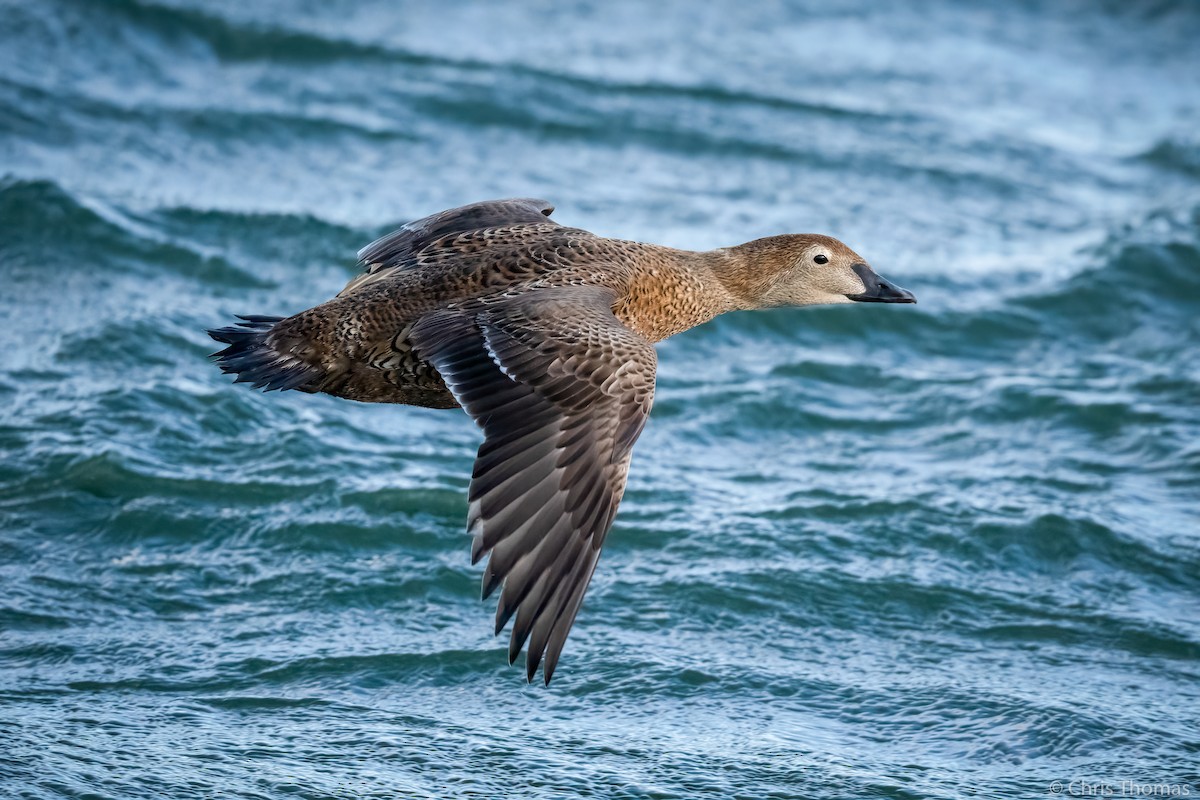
(846, 263, 916, 303)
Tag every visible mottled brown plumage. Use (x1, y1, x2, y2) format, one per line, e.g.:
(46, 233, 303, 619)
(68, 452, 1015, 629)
(208, 198, 915, 684)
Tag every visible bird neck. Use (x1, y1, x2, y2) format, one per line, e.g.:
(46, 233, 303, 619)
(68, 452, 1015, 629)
(614, 238, 804, 341)
(613, 247, 742, 342)
(706, 237, 800, 309)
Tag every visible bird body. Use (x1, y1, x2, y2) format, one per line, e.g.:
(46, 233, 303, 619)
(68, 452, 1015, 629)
(209, 198, 915, 684)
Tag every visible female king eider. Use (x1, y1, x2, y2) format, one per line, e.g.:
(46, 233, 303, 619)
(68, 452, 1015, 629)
(209, 198, 916, 684)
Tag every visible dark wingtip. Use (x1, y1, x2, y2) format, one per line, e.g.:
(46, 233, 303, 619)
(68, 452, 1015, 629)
(494, 599, 517, 636)
(525, 648, 544, 683)
(207, 327, 236, 346)
(480, 564, 503, 600)
(508, 630, 523, 665)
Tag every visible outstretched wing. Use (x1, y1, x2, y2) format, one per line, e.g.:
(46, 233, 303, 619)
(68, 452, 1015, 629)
(342, 198, 558, 296)
(410, 286, 656, 685)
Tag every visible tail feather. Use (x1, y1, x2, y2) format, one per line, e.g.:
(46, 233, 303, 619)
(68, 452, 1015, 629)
(207, 315, 320, 392)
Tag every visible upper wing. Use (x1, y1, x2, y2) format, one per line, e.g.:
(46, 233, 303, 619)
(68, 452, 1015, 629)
(341, 198, 558, 296)
(410, 286, 656, 685)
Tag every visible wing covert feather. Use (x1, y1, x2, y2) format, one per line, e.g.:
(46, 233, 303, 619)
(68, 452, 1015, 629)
(342, 198, 559, 297)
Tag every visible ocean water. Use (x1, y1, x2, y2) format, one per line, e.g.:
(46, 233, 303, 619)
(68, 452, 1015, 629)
(2, 1, 1199, 797)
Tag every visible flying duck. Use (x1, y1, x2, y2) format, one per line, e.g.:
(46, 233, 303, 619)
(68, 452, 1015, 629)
(208, 198, 915, 684)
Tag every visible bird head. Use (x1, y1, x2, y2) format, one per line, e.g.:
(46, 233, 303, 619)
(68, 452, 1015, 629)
(729, 234, 916, 308)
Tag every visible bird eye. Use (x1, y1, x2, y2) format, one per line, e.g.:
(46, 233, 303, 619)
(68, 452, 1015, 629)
(814, 254, 828, 264)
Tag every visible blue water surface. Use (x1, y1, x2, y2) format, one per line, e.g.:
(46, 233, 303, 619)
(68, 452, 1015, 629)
(1, 1, 1199, 798)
